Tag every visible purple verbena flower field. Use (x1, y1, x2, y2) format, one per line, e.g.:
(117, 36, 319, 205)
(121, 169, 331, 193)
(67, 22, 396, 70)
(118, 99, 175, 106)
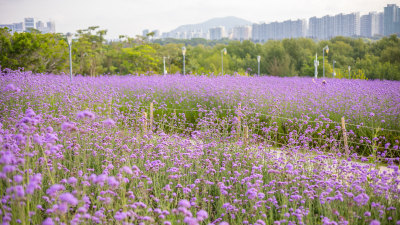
(1, 69, 400, 225)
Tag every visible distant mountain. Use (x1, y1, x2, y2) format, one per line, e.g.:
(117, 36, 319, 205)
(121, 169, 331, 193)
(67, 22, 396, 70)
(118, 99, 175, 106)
(170, 16, 253, 33)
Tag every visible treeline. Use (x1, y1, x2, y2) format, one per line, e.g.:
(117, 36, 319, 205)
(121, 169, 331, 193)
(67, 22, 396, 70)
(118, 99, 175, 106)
(1, 26, 400, 80)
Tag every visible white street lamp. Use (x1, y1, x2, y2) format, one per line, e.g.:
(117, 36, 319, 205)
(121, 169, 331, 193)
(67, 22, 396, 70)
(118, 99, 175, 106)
(332, 60, 336, 77)
(221, 48, 227, 75)
(257, 55, 261, 76)
(66, 32, 73, 81)
(314, 53, 319, 78)
(322, 45, 329, 78)
(182, 46, 186, 75)
(348, 66, 351, 79)
(163, 56, 167, 76)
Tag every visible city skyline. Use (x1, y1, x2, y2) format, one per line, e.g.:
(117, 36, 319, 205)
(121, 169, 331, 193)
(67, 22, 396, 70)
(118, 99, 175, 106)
(160, 4, 398, 41)
(0, 0, 396, 39)
(0, 17, 55, 34)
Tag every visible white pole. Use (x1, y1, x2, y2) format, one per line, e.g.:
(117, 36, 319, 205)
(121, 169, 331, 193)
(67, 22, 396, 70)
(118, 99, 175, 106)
(163, 56, 166, 76)
(221, 50, 224, 75)
(182, 47, 186, 75)
(69, 45, 72, 81)
(314, 53, 319, 78)
(67, 33, 73, 82)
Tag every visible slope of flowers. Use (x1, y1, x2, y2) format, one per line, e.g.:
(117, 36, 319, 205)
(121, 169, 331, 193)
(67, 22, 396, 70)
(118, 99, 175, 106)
(0, 69, 400, 224)
(2, 70, 399, 157)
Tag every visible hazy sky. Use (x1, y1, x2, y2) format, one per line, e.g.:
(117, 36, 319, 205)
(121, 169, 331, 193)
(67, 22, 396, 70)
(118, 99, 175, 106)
(0, 0, 396, 39)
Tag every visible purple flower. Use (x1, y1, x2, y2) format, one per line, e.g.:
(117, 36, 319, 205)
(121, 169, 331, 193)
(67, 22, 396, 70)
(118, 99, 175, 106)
(354, 193, 369, 206)
(67, 177, 77, 185)
(77, 207, 87, 213)
(246, 188, 258, 200)
(0, 151, 14, 164)
(14, 175, 23, 183)
(102, 118, 116, 127)
(285, 163, 293, 171)
(33, 134, 44, 145)
(61, 122, 77, 132)
(8, 185, 25, 198)
(370, 220, 380, 225)
(59, 192, 78, 206)
(26, 173, 42, 194)
(179, 199, 191, 208)
(322, 217, 336, 225)
(268, 169, 280, 174)
(364, 211, 371, 217)
(95, 174, 107, 186)
(4, 83, 21, 92)
(115, 211, 128, 221)
(46, 184, 65, 197)
(197, 209, 208, 221)
(255, 220, 266, 225)
(184, 217, 199, 225)
(42, 218, 54, 225)
(77, 110, 96, 120)
(219, 222, 229, 225)
(25, 108, 36, 118)
(120, 166, 133, 174)
(108, 176, 120, 187)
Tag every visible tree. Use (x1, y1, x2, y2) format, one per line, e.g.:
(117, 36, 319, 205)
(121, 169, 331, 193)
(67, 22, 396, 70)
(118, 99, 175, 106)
(1, 27, 400, 80)
(0, 28, 69, 73)
(73, 26, 107, 76)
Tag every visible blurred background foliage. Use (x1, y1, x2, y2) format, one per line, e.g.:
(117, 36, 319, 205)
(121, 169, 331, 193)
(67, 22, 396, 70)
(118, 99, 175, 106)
(1, 26, 400, 80)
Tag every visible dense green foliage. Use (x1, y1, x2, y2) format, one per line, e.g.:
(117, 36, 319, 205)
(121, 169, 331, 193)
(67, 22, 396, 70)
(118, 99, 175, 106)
(1, 27, 400, 80)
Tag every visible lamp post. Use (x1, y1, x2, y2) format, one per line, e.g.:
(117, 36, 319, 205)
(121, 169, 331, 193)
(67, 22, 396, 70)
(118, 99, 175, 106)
(257, 55, 261, 76)
(332, 60, 336, 77)
(314, 53, 319, 78)
(182, 47, 186, 75)
(66, 32, 73, 81)
(348, 66, 351, 79)
(163, 56, 166, 76)
(221, 48, 227, 75)
(322, 45, 329, 78)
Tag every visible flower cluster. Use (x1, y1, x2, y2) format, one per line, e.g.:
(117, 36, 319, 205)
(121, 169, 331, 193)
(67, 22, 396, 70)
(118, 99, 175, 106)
(0, 70, 399, 224)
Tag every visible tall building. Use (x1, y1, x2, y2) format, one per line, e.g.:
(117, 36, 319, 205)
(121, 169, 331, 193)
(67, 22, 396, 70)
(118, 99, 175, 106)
(24, 18, 35, 31)
(361, 14, 371, 37)
(251, 23, 262, 42)
(252, 19, 306, 42)
(152, 29, 160, 38)
(232, 26, 251, 40)
(0, 22, 24, 34)
(46, 21, 55, 33)
(156, 4, 396, 41)
(1, 19, 54, 34)
(378, 12, 384, 36)
(291, 19, 308, 38)
(209, 27, 225, 40)
(13, 22, 24, 33)
(142, 29, 149, 37)
(308, 17, 318, 38)
(361, 12, 383, 37)
(308, 12, 360, 39)
(384, 4, 400, 36)
(36, 21, 45, 31)
(344, 12, 360, 37)
(0, 24, 15, 33)
(309, 16, 329, 39)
